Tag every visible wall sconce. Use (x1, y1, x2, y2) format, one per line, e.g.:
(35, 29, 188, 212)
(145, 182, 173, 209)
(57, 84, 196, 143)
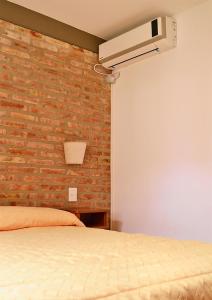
(64, 142, 86, 164)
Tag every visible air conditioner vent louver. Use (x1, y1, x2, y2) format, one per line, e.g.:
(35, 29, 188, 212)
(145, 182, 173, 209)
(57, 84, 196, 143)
(109, 48, 159, 69)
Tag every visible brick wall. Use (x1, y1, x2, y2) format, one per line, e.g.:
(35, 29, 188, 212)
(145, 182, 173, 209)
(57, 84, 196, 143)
(0, 19, 111, 210)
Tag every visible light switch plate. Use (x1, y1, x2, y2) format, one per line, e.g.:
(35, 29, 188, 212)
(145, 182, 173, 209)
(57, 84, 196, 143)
(68, 188, 77, 202)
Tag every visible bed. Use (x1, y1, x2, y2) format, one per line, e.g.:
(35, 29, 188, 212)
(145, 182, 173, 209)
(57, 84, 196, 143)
(0, 206, 212, 300)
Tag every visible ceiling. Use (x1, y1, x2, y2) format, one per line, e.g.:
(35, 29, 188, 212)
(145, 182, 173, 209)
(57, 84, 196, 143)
(9, 0, 206, 39)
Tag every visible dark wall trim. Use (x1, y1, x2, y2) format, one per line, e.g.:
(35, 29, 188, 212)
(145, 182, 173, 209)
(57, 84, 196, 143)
(0, 0, 104, 53)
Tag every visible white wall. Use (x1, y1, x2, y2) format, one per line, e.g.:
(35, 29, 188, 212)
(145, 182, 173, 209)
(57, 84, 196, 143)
(111, 0, 212, 242)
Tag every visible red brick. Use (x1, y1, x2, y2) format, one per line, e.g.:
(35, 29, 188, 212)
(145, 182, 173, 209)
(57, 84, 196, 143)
(0, 129, 6, 135)
(0, 155, 25, 163)
(12, 94, 39, 105)
(8, 166, 38, 174)
(27, 124, 52, 132)
(8, 148, 37, 156)
(0, 119, 26, 129)
(10, 112, 36, 122)
(0, 175, 15, 181)
(0, 137, 25, 147)
(40, 151, 62, 159)
(0, 90, 8, 98)
(7, 130, 27, 138)
(47, 135, 65, 142)
(9, 184, 37, 191)
(39, 117, 61, 126)
(0, 37, 12, 46)
(1, 46, 30, 59)
(40, 168, 66, 175)
(4, 29, 31, 44)
(40, 185, 66, 191)
(27, 141, 54, 150)
(0, 100, 27, 111)
(27, 158, 54, 166)
(38, 193, 66, 201)
(23, 176, 40, 182)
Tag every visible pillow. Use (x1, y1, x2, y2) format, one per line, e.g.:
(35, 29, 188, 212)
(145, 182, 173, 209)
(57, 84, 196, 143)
(0, 206, 85, 231)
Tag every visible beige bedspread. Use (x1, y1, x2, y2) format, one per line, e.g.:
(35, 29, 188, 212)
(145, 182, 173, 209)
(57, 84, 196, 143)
(0, 226, 212, 300)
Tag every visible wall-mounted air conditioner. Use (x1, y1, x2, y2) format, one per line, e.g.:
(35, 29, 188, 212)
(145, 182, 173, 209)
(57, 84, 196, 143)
(99, 17, 177, 70)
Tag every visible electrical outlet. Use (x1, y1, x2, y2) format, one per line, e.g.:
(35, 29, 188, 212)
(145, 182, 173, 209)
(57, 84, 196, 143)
(68, 188, 77, 202)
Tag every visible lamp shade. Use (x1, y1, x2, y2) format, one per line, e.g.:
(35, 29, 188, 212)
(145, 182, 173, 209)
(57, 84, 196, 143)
(64, 142, 86, 164)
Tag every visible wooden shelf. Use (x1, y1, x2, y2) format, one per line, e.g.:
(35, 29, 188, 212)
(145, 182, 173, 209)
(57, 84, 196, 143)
(70, 208, 110, 229)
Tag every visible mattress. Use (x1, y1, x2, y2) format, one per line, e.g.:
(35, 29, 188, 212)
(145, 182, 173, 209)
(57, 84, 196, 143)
(0, 226, 212, 299)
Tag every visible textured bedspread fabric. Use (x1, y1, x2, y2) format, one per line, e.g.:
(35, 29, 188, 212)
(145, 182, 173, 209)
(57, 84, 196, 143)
(0, 227, 212, 300)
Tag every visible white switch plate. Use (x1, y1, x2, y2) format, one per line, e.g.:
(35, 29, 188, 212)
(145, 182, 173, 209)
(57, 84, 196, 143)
(68, 188, 77, 202)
